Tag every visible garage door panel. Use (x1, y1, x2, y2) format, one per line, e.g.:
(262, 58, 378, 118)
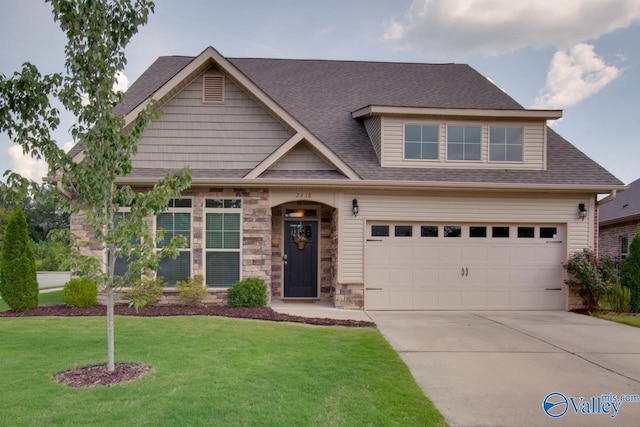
(461, 291, 487, 308)
(388, 268, 413, 288)
(414, 290, 439, 307)
(439, 291, 462, 307)
(536, 245, 562, 263)
(414, 268, 439, 284)
(439, 246, 462, 262)
(488, 246, 510, 262)
(390, 246, 414, 263)
(414, 246, 439, 263)
(462, 246, 488, 262)
(510, 246, 536, 264)
(365, 222, 565, 310)
(389, 290, 415, 308)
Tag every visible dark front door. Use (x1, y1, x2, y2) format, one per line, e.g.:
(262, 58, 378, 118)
(284, 220, 318, 298)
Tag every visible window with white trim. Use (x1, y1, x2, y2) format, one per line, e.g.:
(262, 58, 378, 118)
(489, 126, 523, 162)
(156, 198, 192, 286)
(205, 198, 242, 287)
(447, 125, 481, 161)
(404, 124, 439, 160)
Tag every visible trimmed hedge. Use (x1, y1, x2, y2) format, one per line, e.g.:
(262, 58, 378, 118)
(63, 277, 98, 308)
(227, 278, 267, 307)
(621, 227, 640, 312)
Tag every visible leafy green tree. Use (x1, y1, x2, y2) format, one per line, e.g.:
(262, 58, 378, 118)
(0, 0, 191, 371)
(0, 207, 38, 311)
(621, 227, 640, 312)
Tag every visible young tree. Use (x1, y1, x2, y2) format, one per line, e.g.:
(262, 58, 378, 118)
(621, 227, 640, 312)
(0, 0, 191, 371)
(0, 207, 38, 311)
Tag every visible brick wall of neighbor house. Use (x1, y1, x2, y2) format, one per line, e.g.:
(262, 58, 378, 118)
(599, 220, 640, 258)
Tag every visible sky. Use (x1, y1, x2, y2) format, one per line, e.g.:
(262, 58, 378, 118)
(1, 0, 639, 185)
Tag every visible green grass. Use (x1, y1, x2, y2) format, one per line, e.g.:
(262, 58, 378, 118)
(0, 316, 446, 426)
(0, 289, 64, 312)
(596, 313, 640, 328)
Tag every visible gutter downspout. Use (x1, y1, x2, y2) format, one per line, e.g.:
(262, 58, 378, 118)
(597, 189, 617, 206)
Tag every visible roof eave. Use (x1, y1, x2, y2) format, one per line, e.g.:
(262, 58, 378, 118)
(351, 105, 563, 121)
(113, 176, 624, 193)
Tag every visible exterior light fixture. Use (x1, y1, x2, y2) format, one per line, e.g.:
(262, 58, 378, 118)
(352, 198, 359, 217)
(578, 203, 587, 220)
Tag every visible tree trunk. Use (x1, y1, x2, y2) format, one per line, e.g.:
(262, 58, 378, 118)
(106, 286, 115, 372)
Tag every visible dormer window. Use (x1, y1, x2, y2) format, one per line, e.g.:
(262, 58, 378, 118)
(404, 124, 439, 160)
(447, 125, 481, 161)
(489, 126, 523, 162)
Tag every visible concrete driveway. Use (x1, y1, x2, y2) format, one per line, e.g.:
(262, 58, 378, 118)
(368, 311, 640, 427)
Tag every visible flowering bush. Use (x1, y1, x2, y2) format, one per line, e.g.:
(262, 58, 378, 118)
(562, 249, 617, 312)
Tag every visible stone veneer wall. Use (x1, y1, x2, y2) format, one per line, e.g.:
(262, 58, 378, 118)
(83, 188, 271, 307)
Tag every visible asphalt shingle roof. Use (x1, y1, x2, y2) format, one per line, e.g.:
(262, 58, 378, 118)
(600, 177, 640, 223)
(73, 53, 623, 188)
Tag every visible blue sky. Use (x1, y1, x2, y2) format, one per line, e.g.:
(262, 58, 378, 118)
(1, 0, 639, 185)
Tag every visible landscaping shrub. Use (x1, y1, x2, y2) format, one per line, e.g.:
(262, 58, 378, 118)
(621, 227, 640, 312)
(228, 277, 267, 307)
(176, 275, 207, 306)
(63, 277, 98, 308)
(605, 282, 631, 313)
(562, 249, 616, 312)
(126, 277, 165, 311)
(0, 207, 38, 311)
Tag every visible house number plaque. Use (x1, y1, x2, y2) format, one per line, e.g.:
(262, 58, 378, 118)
(295, 192, 312, 199)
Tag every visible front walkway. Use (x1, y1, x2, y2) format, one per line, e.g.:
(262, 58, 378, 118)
(270, 300, 373, 322)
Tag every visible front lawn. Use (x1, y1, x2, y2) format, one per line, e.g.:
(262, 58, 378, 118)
(0, 289, 64, 312)
(0, 316, 446, 426)
(596, 313, 640, 328)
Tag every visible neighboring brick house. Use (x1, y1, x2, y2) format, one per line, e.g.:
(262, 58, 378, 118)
(599, 177, 640, 259)
(68, 46, 624, 311)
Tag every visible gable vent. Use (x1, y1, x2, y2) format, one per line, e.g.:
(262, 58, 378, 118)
(202, 74, 224, 104)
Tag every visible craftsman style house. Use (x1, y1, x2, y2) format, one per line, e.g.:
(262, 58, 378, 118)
(70, 47, 624, 310)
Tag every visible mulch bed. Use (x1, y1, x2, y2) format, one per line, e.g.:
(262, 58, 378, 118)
(0, 303, 376, 327)
(55, 363, 152, 388)
(2, 303, 375, 388)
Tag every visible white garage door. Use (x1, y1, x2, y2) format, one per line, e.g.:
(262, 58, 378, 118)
(365, 223, 565, 310)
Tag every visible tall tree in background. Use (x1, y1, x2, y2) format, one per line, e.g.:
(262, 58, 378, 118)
(621, 227, 640, 312)
(0, 0, 191, 371)
(0, 207, 38, 311)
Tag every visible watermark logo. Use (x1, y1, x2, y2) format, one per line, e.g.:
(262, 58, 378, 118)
(543, 392, 568, 418)
(543, 391, 639, 419)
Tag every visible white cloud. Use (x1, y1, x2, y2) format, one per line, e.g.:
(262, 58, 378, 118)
(113, 71, 129, 93)
(8, 145, 47, 183)
(533, 44, 620, 109)
(384, 0, 640, 56)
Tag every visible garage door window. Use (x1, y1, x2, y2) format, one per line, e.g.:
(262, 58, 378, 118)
(540, 227, 557, 238)
(395, 225, 413, 237)
(492, 226, 510, 238)
(517, 227, 535, 238)
(421, 226, 438, 237)
(444, 226, 462, 237)
(470, 226, 487, 238)
(371, 225, 389, 237)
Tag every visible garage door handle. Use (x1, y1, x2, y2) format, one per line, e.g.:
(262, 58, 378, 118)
(366, 287, 383, 290)
(546, 241, 563, 244)
(545, 288, 562, 291)
(461, 268, 468, 277)
(367, 239, 383, 242)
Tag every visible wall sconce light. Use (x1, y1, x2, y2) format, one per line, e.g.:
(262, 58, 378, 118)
(352, 198, 359, 217)
(578, 203, 588, 220)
